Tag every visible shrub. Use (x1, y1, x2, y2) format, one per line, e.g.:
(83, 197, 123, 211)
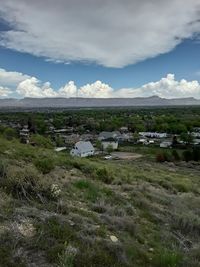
(30, 134, 53, 148)
(1, 165, 54, 202)
(74, 179, 100, 201)
(172, 150, 180, 161)
(182, 150, 193, 162)
(156, 153, 165, 163)
(152, 249, 182, 267)
(192, 148, 200, 161)
(163, 151, 172, 162)
(0, 160, 7, 178)
(96, 167, 113, 184)
(172, 212, 200, 235)
(3, 128, 17, 141)
(34, 158, 55, 174)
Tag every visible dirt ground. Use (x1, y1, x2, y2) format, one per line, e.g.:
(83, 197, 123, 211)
(111, 151, 142, 160)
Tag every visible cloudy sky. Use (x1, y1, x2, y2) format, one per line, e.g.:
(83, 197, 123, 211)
(0, 0, 200, 98)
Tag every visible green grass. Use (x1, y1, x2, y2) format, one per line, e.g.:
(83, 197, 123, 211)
(0, 136, 200, 266)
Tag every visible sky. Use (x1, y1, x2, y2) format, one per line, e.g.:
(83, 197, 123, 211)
(1, 0, 200, 99)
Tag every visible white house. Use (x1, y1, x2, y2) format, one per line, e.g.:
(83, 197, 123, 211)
(160, 141, 172, 148)
(139, 132, 167, 138)
(70, 141, 95, 157)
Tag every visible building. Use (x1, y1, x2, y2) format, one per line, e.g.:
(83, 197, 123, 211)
(98, 131, 121, 141)
(101, 138, 118, 151)
(139, 132, 167, 138)
(19, 127, 30, 144)
(160, 141, 172, 148)
(70, 141, 95, 157)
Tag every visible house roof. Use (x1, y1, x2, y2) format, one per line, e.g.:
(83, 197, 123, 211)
(99, 131, 121, 139)
(75, 141, 94, 153)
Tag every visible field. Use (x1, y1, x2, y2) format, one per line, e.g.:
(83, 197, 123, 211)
(0, 135, 200, 267)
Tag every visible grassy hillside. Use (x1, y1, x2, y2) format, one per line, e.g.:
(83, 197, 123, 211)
(0, 137, 200, 267)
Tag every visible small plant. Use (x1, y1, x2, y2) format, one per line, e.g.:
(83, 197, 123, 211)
(34, 158, 55, 174)
(152, 249, 182, 267)
(57, 244, 77, 267)
(51, 184, 61, 199)
(0, 160, 7, 178)
(74, 179, 100, 201)
(96, 167, 113, 184)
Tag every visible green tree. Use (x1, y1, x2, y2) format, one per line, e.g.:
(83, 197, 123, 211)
(180, 133, 194, 144)
(3, 128, 17, 140)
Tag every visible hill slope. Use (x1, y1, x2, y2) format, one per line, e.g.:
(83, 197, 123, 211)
(0, 137, 200, 267)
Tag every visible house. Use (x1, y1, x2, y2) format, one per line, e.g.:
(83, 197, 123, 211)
(138, 138, 148, 145)
(119, 127, 129, 133)
(101, 138, 118, 151)
(160, 141, 172, 148)
(118, 132, 133, 142)
(80, 133, 97, 142)
(139, 132, 167, 138)
(19, 127, 30, 144)
(64, 134, 80, 146)
(70, 141, 95, 157)
(98, 131, 121, 141)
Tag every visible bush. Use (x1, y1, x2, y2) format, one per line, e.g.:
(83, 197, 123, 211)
(182, 150, 193, 162)
(3, 128, 17, 141)
(163, 151, 172, 162)
(30, 134, 53, 148)
(192, 148, 200, 161)
(96, 167, 113, 184)
(152, 249, 182, 267)
(0, 160, 7, 178)
(172, 150, 180, 161)
(156, 153, 165, 163)
(34, 158, 55, 174)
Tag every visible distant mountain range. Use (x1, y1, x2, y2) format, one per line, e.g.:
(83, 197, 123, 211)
(0, 96, 200, 109)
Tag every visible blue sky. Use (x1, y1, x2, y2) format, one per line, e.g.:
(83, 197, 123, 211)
(1, 39, 200, 90)
(0, 0, 200, 99)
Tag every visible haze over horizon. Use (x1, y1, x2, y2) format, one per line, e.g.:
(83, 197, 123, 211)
(1, 0, 200, 99)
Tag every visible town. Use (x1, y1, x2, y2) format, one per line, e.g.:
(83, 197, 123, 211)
(0, 107, 200, 267)
(0, 107, 200, 162)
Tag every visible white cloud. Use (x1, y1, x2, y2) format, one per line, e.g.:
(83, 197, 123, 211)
(1, 68, 200, 99)
(116, 74, 200, 99)
(0, 0, 200, 67)
(16, 77, 58, 98)
(0, 68, 29, 86)
(79, 81, 113, 98)
(0, 86, 12, 97)
(58, 81, 77, 97)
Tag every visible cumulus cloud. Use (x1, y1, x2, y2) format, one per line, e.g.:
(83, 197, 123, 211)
(16, 77, 58, 98)
(58, 81, 77, 97)
(0, 0, 200, 67)
(0, 68, 29, 86)
(79, 81, 113, 98)
(115, 74, 200, 99)
(1, 68, 200, 99)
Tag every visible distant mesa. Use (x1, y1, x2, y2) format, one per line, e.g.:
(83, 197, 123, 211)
(0, 96, 199, 108)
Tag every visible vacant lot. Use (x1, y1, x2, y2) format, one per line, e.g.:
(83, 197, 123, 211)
(111, 151, 142, 160)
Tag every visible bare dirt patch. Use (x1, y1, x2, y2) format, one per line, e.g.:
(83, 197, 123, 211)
(111, 152, 142, 160)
